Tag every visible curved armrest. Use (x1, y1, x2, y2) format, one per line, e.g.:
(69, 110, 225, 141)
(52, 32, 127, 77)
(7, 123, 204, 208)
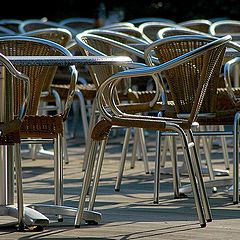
(224, 57, 240, 106)
(62, 64, 78, 121)
(0, 52, 30, 135)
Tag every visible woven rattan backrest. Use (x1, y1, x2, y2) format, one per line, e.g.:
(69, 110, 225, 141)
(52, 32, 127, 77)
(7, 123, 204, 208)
(158, 27, 206, 39)
(210, 20, 240, 37)
(145, 35, 227, 123)
(18, 19, 62, 33)
(21, 28, 72, 47)
(76, 33, 145, 88)
(84, 29, 149, 45)
(0, 36, 72, 115)
(139, 22, 178, 41)
(179, 19, 212, 33)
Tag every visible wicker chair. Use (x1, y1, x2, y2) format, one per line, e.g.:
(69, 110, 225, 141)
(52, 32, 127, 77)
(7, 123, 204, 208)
(209, 20, 240, 41)
(59, 17, 96, 36)
(179, 19, 212, 33)
(156, 27, 240, 202)
(74, 35, 231, 228)
(0, 52, 29, 230)
(129, 17, 176, 26)
(18, 19, 66, 33)
(101, 25, 153, 43)
(75, 32, 161, 176)
(0, 36, 78, 225)
(138, 21, 179, 41)
(0, 19, 22, 33)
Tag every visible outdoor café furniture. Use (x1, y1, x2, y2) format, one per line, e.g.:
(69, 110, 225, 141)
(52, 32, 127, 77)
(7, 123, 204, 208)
(0, 53, 132, 230)
(0, 52, 29, 230)
(74, 34, 231, 228)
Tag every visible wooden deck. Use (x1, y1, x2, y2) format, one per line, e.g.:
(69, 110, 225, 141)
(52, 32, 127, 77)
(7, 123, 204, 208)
(0, 129, 239, 239)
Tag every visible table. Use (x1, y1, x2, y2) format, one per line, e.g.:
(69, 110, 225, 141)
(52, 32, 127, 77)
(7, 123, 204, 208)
(0, 55, 133, 228)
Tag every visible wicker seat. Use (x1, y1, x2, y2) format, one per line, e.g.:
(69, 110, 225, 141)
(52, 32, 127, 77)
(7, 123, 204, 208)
(74, 35, 231, 228)
(0, 52, 29, 230)
(129, 17, 176, 26)
(0, 36, 78, 226)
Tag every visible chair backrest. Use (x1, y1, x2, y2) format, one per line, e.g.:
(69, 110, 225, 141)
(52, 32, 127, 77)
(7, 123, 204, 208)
(144, 35, 230, 122)
(138, 21, 178, 41)
(20, 27, 72, 47)
(0, 26, 16, 36)
(129, 17, 176, 26)
(157, 27, 207, 39)
(179, 19, 212, 33)
(59, 17, 96, 37)
(101, 25, 152, 43)
(75, 32, 156, 102)
(18, 19, 63, 33)
(0, 19, 22, 33)
(209, 20, 240, 39)
(101, 22, 135, 29)
(84, 29, 150, 45)
(0, 36, 75, 117)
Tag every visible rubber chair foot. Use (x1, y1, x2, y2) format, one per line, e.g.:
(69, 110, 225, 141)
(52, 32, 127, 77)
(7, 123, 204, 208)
(207, 218, 212, 222)
(200, 222, 207, 228)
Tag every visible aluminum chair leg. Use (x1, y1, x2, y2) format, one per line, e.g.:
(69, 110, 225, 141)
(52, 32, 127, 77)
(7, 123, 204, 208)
(188, 130, 212, 222)
(15, 143, 25, 231)
(88, 139, 108, 211)
(75, 90, 89, 144)
(130, 128, 149, 173)
(169, 125, 207, 227)
(153, 130, 162, 203)
(233, 112, 240, 204)
(54, 134, 64, 221)
(75, 140, 98, 227)
(170, 136, 180, 198)
(82, 99, 98, 171)
(130, 128, 139, 169)
(115, 127, 131, 191)
(138, 128, 149, 174)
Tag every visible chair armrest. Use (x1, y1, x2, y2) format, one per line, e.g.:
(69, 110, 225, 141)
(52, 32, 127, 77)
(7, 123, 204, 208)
(62, 65, 78, 121)
(224, 57, 240, 106)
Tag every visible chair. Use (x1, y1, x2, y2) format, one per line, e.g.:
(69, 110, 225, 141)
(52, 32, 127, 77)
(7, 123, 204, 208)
(0, 19, 22, 33)
(18, 19, 66, 33)
(0, 26, 16, 36)
(74, 35, 231, 228)
(209, 20, 240, 40)
(101, 22, 135, 29)
(0, 36, 78, 226)
(59, 17, 96, 36)
(20, 27, 73, 162)
(156, 27, 240, 200)
(0, 52, 29, 230)
(179, 19, 212, 33)
(129, 17, 176, 26)
(101, 25, 152, 43)
(75, 32, 160, 181)
(138, 21, 178, 41)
